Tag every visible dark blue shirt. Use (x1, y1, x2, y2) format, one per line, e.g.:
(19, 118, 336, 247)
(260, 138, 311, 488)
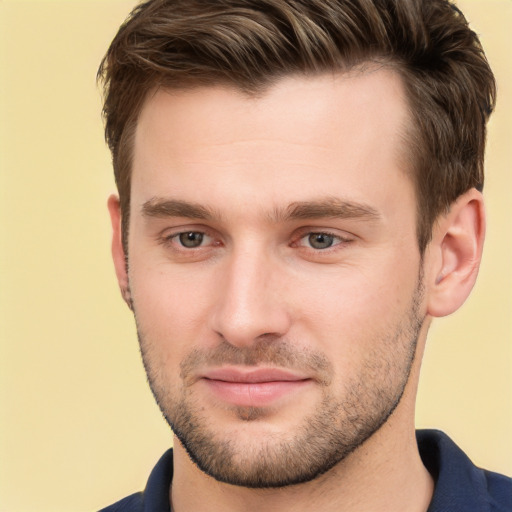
(99, 430, 512, 511)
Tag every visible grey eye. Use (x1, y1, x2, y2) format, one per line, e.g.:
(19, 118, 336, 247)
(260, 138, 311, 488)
(179, 232, 204, 248)
(308, 233, 334, 249)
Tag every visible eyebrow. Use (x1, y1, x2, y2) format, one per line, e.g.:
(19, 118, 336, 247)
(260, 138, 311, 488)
(276, 198, 381, 223)
(141, 196, 381, 223)
(142, 198, 218, 220)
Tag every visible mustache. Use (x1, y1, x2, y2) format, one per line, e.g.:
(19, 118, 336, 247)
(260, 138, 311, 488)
(179, 338, 334, 386)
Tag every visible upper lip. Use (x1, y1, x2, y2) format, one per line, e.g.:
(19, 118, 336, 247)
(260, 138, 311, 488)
(200, 367, 310, 383)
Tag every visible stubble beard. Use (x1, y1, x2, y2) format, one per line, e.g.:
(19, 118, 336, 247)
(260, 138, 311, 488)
(135, 282, 425, 489)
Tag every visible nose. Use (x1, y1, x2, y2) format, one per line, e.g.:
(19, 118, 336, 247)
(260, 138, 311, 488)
(209, 245, 292, 348)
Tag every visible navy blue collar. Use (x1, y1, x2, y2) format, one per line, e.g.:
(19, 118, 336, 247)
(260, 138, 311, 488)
(417, 429, 511, 511)
(143, 447, 173, 512)
(104, 429, 511, 511)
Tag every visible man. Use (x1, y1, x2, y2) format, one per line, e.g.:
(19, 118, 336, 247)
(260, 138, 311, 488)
(98, 0, 511, 510)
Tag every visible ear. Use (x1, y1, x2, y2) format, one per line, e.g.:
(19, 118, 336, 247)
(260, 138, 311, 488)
(425, 188, 485, 318)
(107, 194, 132, 309)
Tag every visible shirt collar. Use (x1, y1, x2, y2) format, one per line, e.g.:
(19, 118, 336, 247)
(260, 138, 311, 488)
(141, 430, 499, 511)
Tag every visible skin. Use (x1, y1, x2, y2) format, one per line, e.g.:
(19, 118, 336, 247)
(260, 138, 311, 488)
(109, 68, 485, 512)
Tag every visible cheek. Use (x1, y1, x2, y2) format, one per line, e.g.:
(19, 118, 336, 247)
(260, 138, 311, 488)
(129, 258, 216, 362)
(291, 260, 419, 363)
(297, 262, 411, 321)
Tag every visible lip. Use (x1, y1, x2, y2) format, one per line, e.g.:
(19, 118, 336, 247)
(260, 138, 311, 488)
(199, 367, 312, 407)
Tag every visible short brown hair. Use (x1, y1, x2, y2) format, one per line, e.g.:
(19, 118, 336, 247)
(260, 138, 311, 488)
(98, 0, 496, 253)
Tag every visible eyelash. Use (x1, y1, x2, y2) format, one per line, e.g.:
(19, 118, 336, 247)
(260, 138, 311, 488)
(160, 230, 216, 250)
(159, 229, 353, 253)
(293, 231, 352, 251)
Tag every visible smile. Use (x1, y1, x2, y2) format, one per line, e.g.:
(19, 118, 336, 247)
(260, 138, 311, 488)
(199, 367, 312, 407)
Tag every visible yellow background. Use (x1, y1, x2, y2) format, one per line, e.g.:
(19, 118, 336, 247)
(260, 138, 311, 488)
(0, 1, 510, 510)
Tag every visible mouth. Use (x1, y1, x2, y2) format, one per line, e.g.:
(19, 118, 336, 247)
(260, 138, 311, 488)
(199, 367, 313, 407)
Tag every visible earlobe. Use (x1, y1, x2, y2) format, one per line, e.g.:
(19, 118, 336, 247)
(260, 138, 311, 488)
(107, 194, 132, 309)
(426, 188, 485, 318)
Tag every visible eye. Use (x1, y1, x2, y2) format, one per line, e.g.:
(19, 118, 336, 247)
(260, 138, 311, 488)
(178, 231, 207, 248)
(161, 230, 214, 249)
(158, 228, 220, 262)
(293, 230, 352, 252)
(306, 233, 336, 250)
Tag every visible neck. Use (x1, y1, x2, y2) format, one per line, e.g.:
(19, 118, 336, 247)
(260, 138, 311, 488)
(171, 403, 433, 512)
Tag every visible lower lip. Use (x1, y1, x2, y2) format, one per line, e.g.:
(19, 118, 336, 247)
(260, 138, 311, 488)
(202, 379, 311, 407)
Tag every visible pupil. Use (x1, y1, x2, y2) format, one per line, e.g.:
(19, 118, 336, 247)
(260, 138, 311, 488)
(309, 233, 333, 249)
(179, 232, 203, 248)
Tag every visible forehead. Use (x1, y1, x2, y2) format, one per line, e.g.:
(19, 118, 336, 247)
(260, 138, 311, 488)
(131, 68, 412, 215)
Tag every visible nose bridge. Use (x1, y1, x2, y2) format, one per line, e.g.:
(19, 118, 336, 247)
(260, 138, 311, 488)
(210, 241, 290, 346)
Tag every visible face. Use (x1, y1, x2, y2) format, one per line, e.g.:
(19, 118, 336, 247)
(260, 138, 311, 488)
(123, 69, 426, 487)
